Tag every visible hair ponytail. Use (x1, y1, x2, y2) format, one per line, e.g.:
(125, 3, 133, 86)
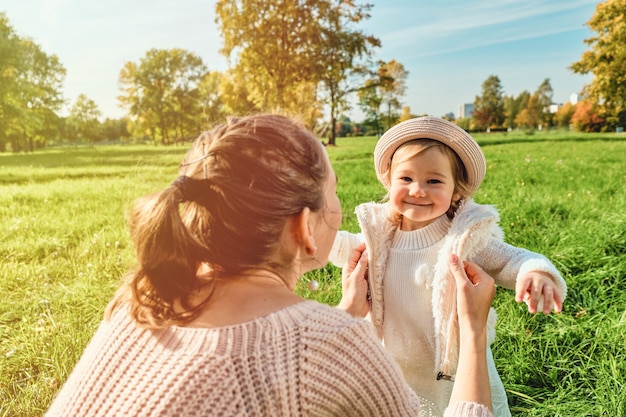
(106, 184, 211, 327)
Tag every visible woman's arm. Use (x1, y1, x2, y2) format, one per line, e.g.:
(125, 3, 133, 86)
(447, 254, 494, 412)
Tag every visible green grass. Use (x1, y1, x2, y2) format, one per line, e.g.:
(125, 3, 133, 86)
(1, 132, 625, 416)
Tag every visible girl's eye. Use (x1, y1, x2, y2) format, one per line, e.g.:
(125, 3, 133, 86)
(427, 179, 442, 184)
(400, 176, 412, 182)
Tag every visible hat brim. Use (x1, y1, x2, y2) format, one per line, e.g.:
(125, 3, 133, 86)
(374, 117, 486, 194)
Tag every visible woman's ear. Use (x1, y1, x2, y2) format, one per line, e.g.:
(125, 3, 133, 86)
(294, 207, 316, 255)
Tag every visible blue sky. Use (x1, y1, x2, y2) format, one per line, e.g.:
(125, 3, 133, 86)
(2, 0, 599, 120)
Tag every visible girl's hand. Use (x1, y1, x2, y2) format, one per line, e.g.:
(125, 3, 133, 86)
(337, 243, 370, 317)
(515, 271, 563, 314)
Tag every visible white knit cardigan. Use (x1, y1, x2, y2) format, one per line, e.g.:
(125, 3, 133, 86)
(329, 199, 567, 377)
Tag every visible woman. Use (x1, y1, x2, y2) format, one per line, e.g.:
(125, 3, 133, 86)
(46, 114, 494, 416)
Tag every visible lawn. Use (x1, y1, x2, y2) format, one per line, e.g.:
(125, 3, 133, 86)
(0, 130, 624, 416)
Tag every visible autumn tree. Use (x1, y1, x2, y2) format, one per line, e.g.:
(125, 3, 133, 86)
(554, 102, 576, 128)
(215, 0, 379, 143)
(514, 94, 541, 130)
(503, 90, 530, 129)
(473, 75, 505, 131)
(379, 60, 408, 129)
(314, 1, 379, 145)
(358, 59, 408, 134)
(570, 0, 626, 129)
(215, 0, 320, 115)
(217, 69, 259, 117)
(571, 99, 606, 132)
(118, 48, 207, 144)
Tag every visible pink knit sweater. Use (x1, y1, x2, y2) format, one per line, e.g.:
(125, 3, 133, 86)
(45, 301, 492, 417)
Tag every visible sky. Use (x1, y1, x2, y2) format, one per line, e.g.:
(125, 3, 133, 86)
(2, 0, 599, 121)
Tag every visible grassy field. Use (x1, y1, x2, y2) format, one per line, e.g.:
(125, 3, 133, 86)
(1, 130, 625, 416)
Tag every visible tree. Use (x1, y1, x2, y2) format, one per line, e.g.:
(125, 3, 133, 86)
(570, 0, 626, 128)
(514, 94, 541, 130)
(217, 69, 259, 117)
(378, 60, 408, 129)
(571, 99, 606, 132)
(0, 13, 65, 152)
(314, 1, 380, 145)
(68, 94, 101, 145)
(503, 92, 528, 129)
(473, 75, 505, 130)
(215, 0, 379, 143)
(118, 48, 207, 144)
(554, 102, 576, 128)
(398, 106, 414, 123)
(359, 59, 408, 134)
(215, 0, 319, 114)
(101, 118, 130, 142)
(534, 78, 554, 127)
(357, 78, 383, 135)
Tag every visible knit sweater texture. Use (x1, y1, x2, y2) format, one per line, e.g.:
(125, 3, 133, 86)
(45, 300, 492, 417)
(329, 199, 567, 417)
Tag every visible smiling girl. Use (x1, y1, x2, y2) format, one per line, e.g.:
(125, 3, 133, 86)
(329, 116, 567, 417)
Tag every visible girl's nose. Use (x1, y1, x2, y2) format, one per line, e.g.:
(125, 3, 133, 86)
(409, 182, 426, 196)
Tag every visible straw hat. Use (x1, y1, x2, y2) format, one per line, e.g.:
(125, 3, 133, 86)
(374, 116, 486, 194)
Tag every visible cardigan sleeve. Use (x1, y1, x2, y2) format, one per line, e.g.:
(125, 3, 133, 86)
(328, 230, 365, 268)
(444, 402, 494, 417)
(474, 237, 567, 301)
(299, 317, 420, 416)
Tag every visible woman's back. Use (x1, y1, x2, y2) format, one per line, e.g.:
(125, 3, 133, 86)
(45, 301, 419, 417)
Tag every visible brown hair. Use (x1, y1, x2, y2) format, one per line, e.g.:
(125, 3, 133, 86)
(106, 114, 328, 328)
(386, 138, 472, 225)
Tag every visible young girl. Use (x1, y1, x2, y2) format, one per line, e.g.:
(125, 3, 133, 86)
(329, 116, 567, 417)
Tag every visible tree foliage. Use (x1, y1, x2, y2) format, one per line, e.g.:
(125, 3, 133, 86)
(215, 0, 321, 115)
(570, 0, 626, 126)
(554, 102, 576, 128)
(357, 59, 407, 135)
(215, 0, 380, 144)
(473, 75, 505, 130)
(118, 48, 208, 144)
(571, 99, 606, 132)
(0, 12, 65, 152)
(68, 94, 102, 145)
(314, 1, 380, 144)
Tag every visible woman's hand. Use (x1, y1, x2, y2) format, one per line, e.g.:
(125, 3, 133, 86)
(337, 243, 370, 317)
(448, 253, 495, 412)
(450, 254, 495, 337)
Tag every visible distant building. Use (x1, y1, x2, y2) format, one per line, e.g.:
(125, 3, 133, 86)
(548, 104, 560, 114)
(458, 103, 474, 118)
(570, 93, 580, 105)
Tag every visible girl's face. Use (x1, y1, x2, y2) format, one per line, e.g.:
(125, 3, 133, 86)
(389, 146, 460, 231)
